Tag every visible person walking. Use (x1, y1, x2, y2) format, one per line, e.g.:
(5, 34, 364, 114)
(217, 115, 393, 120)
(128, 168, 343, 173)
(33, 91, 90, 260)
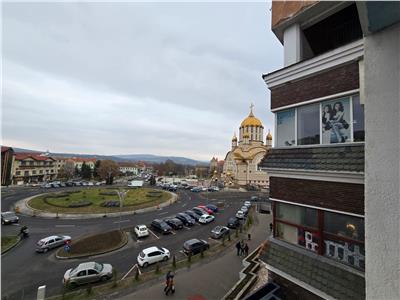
(165, 274, 175, 295)
(235, 241, 241, 256)
(164, 271, 173, 293)
(244, 243, 249, 256)
(240, 240, 245, 256)
(269, 223, 273, 233)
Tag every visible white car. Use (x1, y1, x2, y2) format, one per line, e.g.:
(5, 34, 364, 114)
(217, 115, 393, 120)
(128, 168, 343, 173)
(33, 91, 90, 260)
(134, 225, 149, 238)
(137, 246, 170, 267)
(236, 210, 245, 219)
(36, 235, 71, 253)
(63, 262, 113, 287)
(241, 206, 249, 214)
(198, 214, 215, 224)
(244, 201, 252, 208)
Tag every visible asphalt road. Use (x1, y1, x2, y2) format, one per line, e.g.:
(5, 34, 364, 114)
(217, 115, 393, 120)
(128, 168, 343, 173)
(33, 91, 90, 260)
(1, 186, 264, 300)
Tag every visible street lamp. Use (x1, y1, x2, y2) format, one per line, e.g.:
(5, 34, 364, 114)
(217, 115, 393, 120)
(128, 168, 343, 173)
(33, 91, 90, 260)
(116, 189, 128, 230)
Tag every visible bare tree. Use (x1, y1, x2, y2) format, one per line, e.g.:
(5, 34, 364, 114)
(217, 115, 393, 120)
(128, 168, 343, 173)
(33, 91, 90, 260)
(97, 160, 120, 184)
(58, 160, 75, 180)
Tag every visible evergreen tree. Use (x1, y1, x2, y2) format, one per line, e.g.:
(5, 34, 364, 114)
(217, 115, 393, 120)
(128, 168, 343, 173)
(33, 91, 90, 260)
(81, 162, 92, 179)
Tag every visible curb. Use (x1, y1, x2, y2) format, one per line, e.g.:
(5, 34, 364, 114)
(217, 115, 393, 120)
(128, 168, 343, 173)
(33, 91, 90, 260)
(15, 191, 177, 220)
(1, 236, 22, 256)
(55, 231, 129, 260)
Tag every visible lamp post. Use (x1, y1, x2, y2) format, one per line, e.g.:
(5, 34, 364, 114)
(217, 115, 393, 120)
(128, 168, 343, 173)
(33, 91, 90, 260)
(116, 189, 127, 230)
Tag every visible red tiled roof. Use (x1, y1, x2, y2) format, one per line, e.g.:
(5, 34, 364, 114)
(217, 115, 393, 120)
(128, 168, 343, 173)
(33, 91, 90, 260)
(70, 157, 97, 163)
(14, 153, 56, 161)
(1, 146, 11, 153)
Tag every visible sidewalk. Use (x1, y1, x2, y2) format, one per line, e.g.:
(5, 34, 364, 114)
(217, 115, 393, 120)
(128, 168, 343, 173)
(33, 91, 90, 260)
(118, 212, 272, 300)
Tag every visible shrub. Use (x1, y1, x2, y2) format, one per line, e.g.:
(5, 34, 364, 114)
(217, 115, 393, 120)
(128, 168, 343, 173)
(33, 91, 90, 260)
(135, 267, 140, 281)
(68, 200, 92, 208)
(112, 269, 118, 288)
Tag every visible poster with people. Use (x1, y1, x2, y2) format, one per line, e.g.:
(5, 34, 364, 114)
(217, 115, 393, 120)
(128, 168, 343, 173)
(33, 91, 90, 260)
(321, 98, 351, 144)
(277, 109, 295, 147)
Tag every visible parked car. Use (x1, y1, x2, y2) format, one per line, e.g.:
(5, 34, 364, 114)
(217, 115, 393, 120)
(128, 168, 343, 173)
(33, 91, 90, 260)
(185, 210, 200, 221)
(199, 214, 215, 224)
(175, 213, 195, 226)
(59, 182, 66, 187)
(1, 212, 19, 225)
(167, 185, 177, 192)
(190, 187, 202, 192)
(164, 218, 183, 230)
(210, 226, 230, 239)
(240, 206, 249, 214)
(192, 207, 209, 217)
(65, 181, 74, 187)
(151, 219, 172, 234)
(183, 239, 209, 255)
(250, 196, 259, 202)
(36, 235, 71, 253)
(63, 262, 113, 287)
(205, 204, 218, 213)
(244, 201, 252, 208)
(137, 246, 170, 267)
(208, 186, 219, 192)
(227, 217, 240, 229)
(134, 225, 149, 238)
(197, 205, 213, 215)
(236, 210, 245, 219)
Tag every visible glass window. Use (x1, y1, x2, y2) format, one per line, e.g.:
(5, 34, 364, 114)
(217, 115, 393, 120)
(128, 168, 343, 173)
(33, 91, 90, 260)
(324, 212, 364, 241)
(352, 95, 364, 142)
(276, 222, 320, 253)
(321, 97, 351, 144)
(276, 202, 318, 228)
(276, 109, 295, 147)
(297, 103, 320, 145)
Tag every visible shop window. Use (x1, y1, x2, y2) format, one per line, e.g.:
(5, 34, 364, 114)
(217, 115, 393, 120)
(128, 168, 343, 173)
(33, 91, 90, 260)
(352, 95, 365, 142)
(276, 109, 295, 147)
(324, 211, 364, 241)
(321, 97, 351, 144)
(297, 103, 320, 145)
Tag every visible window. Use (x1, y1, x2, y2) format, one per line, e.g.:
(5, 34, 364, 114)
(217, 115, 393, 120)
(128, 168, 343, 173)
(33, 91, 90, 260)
(322, 97, 351, 144)
(24, 171, 29, 176)
(352, 95, 364, 142)
(276, 94, 364, 147)
(274, 202, 365, 270)
(29, 161, 34, 166)
(32, 170, 37, 175)
(16, 171, 21, 175)
(21, 161, 26, 166)
(40, 170, 43, 174)
(88, 269, 98, 275)
(297, 103, 320, 145)
(77, 270, 87, 277)
(276, 109, 295, 147)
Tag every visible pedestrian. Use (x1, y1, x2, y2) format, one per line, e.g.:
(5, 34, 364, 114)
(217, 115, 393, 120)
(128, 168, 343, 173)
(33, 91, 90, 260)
(165, 274, 175, 295)
(248, 233, 251, 241)
(235, 241, 241, 256)
(164, 271, 172, 292)
(244, 243, 249, 256)
(240, 240, 245, 256)
(269, 223, 273, 233)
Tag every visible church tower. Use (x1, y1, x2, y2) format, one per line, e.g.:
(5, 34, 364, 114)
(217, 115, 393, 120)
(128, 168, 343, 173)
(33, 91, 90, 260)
(231, 132, 238, 149)
(239, 104, 264, 146)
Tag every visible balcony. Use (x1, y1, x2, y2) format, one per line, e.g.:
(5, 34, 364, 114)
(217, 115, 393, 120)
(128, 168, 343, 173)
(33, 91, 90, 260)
(260, 238, 365, 300)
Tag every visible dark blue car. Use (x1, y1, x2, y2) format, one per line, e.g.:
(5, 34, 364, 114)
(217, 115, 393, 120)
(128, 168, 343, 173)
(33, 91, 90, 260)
(205, 204, 218, 213)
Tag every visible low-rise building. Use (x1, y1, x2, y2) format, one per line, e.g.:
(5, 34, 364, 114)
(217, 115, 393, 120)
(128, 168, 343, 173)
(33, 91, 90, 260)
(119, 162, 139, 175)
(12, 153, 57, 184)
(1, 146, 14, 186)
(70, 157, 96, 170)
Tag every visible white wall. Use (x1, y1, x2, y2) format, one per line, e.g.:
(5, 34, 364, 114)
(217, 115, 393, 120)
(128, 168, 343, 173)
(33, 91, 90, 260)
(283, 24, 301, 66)
(364, 23, 400, 300)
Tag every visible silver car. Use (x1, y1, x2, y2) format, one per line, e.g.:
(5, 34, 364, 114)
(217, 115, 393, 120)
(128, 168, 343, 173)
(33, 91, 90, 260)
(63, 262, 113, 287)
(36, 235, 71, 253)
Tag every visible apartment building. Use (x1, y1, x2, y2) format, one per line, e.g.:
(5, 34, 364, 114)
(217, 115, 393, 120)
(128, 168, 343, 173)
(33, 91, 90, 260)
(259, 2, 399, 300)
(1, 146, 14, 186)
(12, 153, 57, 184)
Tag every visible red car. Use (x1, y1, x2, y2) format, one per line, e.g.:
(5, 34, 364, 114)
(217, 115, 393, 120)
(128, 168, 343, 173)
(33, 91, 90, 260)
(198, 205, 213, 215)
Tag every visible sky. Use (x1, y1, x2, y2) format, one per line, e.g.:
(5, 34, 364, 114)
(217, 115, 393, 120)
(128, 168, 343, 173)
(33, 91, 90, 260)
(2, 2, 283, 161)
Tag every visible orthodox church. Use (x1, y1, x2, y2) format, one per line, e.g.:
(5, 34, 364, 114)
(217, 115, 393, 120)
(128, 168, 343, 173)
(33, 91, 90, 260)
(223, 105, 272, 187)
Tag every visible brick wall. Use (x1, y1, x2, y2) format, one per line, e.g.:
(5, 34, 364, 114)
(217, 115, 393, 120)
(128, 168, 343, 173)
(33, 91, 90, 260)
(271, 62, 359, 110)
(270, 177, 364, 215)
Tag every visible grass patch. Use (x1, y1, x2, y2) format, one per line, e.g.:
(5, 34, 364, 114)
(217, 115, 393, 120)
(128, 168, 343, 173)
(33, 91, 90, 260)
(56, 230, 126, 258)
(28, 188, 171, 214)
(1, 235, 19, 253)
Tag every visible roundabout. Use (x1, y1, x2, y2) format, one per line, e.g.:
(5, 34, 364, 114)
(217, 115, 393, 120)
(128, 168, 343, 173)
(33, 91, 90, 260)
(26, 188, 171, 215)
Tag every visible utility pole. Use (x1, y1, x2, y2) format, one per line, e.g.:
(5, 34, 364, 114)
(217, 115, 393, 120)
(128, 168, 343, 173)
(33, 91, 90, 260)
(117, 189, 127, 230)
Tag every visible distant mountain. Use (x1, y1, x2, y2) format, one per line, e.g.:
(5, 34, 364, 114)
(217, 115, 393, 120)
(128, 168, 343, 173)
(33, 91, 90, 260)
(114, 154, 207, 166)
(7, 146, 207, 166)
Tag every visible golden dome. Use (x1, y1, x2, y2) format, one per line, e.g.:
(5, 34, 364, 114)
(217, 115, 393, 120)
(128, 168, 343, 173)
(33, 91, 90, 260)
(240, 104, 263, 128)
(266, 130, 272, 141)
(243, 132, 250, 138)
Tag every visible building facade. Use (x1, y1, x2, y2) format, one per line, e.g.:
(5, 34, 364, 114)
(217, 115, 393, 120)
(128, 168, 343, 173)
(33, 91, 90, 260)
(1, 146, 14, 186)
(12, 153, 57, 184)
(223, 106, 272, 187)
(119, 162, 139, 175)
(70, 157, 97, 170)
(259, 2, 374, 299)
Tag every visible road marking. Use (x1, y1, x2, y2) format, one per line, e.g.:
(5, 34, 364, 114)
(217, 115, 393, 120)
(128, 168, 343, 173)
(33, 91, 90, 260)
(170, 230, 176, 235)
(113, 219, 130, 224)
(55, 225, 75, 228)
(179, 250, 188, 257)
(158, 211, 169, 215)
(148, 229, 160, 239)
(181, 203, 187, 208)
(183, 226, 191, 230)
(11, 223, 21, 226)
(121, 264, 141, 280)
